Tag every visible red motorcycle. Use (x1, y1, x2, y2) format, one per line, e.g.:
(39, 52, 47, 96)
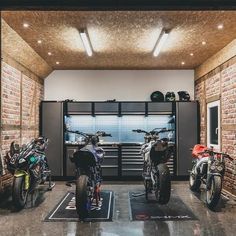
(189, 144, 229, 210)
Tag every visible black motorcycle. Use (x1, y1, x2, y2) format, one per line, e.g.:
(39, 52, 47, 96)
(132, 128, 175, 204)
(67, 130, 111, 219)
(6, 137, 52, 209)
(189, 145, 229, 209)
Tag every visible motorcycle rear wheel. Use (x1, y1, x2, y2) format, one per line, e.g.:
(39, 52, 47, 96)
(189, 165, 201, 192)
(206, 175, 222, 210)
(76, 175, 90, 220)
(12, 176, 28, 210)
(155, 163, 171, 205)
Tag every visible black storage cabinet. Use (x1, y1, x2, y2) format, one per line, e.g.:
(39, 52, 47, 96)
(40, 101, 64, 176)
(176, 101, 199, 176)
(40, 101, 199, 179)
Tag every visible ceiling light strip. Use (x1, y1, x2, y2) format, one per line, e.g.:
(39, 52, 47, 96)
(153, 30, 170, 57)
(79, 30, 93, 57)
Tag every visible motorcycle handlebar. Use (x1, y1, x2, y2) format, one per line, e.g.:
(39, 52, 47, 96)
(156, 129, 174, 134)
(133, 128, 174, 135)
(96, 131, 112, 137)
(132, 129, 147, 133)
(197, 149, 231, 158)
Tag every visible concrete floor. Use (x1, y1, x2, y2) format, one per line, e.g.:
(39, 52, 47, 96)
(0, 181, 236, 236)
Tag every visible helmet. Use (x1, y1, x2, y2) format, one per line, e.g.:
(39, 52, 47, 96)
(165, 92, 175, 101)
(150, 91, 164, 102)
(178, 91, 190, 101)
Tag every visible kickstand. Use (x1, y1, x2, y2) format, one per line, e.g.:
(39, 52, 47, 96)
(66, 180, 76, 187)
(44, 170, 55, 191)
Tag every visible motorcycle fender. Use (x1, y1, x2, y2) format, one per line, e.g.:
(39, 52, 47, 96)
(14, 170, 27, 177)
(14, 170, 30, 190)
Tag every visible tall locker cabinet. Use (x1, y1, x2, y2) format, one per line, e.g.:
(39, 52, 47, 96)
(176, 102, 199, 176)
(41, 102, 64, 176)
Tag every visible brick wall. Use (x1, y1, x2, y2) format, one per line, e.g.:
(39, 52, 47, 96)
(0, 60, 44, 191)
(195, 57, 236, 195)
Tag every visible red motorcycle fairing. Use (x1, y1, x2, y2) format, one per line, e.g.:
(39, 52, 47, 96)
(192, 144, 209, 158)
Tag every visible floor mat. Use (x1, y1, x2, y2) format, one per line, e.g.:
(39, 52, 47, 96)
(45, 190, 114, 222)
(129, 191, 198, 221)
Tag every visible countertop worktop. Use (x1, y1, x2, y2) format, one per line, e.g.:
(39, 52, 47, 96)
(65, 142, 143, 146)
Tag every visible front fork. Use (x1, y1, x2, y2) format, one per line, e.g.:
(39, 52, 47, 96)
(150, 165, 158, 190)
(14, 170, 30, 190)
(206, 161, 222, 190)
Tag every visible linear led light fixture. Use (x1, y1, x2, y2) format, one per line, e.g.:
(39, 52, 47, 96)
(79, 29, 93, 57)
(153, 29, 170, 57)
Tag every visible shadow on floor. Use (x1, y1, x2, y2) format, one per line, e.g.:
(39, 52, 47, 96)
(192, 187, 228, 212)
(0, 185, 48, 214)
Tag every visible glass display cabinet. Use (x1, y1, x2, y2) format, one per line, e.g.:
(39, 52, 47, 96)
(64, 114, 175, 178)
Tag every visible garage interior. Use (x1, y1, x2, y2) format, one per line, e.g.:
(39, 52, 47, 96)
(0, 9, 236, 236)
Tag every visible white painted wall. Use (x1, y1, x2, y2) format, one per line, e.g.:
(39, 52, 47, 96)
(44, 70, 194, 101)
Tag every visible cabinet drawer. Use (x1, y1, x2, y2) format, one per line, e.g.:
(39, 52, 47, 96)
(122, 169, 142, 176)
(103, 157, 118, 165)
(102, 167, 118, 176)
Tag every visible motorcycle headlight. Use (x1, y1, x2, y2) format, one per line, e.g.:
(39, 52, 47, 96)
(210, 165, 216, 171)
(217, 165, 224, 172)
(18, 158, 26, 164)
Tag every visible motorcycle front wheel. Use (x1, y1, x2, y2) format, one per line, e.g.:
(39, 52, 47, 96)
(206, 175, 222, 210)
(155, 163, 171, 205)
(76, 175, 90, 220)
(12, 176, 28, 210)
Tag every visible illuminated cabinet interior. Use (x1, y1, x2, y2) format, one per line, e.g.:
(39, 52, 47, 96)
(65, 115, 175, 144)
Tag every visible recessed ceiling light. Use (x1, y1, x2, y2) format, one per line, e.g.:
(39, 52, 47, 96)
(202, 41, 206, 45)
(190, 53, 194, 56)
(23, 23, 29, 28)
(37, 40, 42, 44)
(217, 24, 224, 30)
(48, 52, 52, 56)
(56, 61, 60, 65)
(181, 61, 185, 65)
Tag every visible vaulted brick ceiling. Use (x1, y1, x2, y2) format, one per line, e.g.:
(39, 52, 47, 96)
(2, 11, 236, 70)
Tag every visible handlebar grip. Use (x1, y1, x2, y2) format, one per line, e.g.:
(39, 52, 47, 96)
(132, 129, 143, 133)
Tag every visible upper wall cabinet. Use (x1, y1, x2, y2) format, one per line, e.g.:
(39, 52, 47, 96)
(67, 102, 92, 115)
(147, 102, 173, 115)
(94, 102, 119, 115)
(121, 102, 146, 115)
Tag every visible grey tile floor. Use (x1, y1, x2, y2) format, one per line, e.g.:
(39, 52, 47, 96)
(0, 181, 235, 236)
